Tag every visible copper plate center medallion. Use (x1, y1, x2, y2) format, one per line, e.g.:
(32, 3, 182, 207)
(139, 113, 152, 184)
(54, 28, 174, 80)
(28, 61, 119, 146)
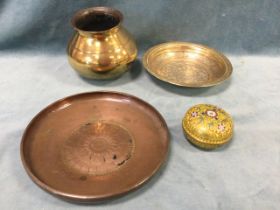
(62, 121, 134, 176)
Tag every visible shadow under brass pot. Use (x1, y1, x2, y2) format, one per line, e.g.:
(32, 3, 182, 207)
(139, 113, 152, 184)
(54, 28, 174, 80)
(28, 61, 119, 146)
(67, 7, 138, 79)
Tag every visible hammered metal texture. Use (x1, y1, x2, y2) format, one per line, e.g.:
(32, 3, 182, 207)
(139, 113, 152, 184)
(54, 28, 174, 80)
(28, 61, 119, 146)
(182, 104, 233, 149)
(143, 42, 232, 87)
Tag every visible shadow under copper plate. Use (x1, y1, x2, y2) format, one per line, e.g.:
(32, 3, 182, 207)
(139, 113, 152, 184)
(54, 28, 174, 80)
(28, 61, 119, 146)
(20, 91, 169, 203)
(143, 42, 232, 88)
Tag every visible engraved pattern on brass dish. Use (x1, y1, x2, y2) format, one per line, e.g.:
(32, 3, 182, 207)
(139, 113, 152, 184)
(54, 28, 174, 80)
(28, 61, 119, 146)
(182, 104, 233, 149)
(61, 121, 134, 176)
(143, 42, 232, 87)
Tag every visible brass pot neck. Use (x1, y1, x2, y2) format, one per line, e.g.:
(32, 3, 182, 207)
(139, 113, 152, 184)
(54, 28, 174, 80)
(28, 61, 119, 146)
(71, 7, 123, 37)
(77, 26, 122, 38)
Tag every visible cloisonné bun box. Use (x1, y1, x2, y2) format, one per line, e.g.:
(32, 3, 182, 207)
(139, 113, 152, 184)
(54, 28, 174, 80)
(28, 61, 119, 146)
(182, 104, 233, 150)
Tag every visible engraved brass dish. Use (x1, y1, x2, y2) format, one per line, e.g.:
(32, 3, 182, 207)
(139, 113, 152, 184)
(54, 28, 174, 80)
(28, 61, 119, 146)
(143, 42, 232, 87)
(20, 91, 169, 203)
(67, 7, 137, 79)
(182, 104, 234, 150)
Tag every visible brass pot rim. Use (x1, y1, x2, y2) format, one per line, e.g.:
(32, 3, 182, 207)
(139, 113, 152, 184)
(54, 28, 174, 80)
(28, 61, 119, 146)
(71, 6, 123, 34)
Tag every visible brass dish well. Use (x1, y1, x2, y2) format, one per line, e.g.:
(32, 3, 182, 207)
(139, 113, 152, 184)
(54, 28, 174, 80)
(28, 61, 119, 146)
(143, 42, 232, 87)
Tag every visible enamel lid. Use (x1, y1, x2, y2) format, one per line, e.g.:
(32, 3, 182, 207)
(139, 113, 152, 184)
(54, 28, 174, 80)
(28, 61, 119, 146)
(182, 104, 233, 149)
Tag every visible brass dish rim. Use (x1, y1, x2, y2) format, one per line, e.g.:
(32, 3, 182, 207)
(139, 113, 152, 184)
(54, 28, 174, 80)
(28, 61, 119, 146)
(20, 91, 170, 203)
(142, 41, 233, 88)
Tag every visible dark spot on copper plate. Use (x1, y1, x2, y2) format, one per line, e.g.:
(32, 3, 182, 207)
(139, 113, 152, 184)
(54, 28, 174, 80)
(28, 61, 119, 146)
(80, 176, 87, 181)
(117, 153, 132, 166)
(117, 160, 126, 166)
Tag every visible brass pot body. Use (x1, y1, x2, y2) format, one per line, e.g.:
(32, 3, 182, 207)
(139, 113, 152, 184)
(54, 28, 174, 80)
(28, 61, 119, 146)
(67, 7, 137, 79)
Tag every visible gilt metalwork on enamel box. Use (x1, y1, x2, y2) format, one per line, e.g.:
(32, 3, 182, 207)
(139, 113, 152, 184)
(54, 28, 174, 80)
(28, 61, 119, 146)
(182, 104, 234, 150)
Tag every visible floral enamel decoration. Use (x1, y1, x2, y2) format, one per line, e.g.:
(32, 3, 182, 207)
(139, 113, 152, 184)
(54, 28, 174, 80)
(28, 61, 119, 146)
(182, 104, 234, 150)
(206, 110, 217, 118)
(218, 123, 226, 132)
(191, 111, 198, 117)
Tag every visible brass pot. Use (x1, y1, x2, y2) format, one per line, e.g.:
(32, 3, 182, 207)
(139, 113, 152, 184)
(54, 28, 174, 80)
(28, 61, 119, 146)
(67, 7, 137, 79)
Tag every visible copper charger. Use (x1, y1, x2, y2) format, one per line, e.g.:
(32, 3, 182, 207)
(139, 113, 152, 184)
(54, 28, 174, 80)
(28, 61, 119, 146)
(21, 91, 169, 203)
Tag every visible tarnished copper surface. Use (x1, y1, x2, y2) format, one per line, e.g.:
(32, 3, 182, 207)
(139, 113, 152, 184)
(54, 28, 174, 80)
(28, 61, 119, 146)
(20, 91, 169, 203)
(143, 42, 232, 87)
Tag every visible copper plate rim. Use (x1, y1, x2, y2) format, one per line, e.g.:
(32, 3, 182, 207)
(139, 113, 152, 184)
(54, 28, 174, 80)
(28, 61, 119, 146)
(20, 91, 170, 202)
(142, 41, 233, 88)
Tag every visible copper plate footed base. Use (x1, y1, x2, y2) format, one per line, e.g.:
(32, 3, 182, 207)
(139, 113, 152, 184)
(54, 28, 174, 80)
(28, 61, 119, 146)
(21, 91, 169, 203)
